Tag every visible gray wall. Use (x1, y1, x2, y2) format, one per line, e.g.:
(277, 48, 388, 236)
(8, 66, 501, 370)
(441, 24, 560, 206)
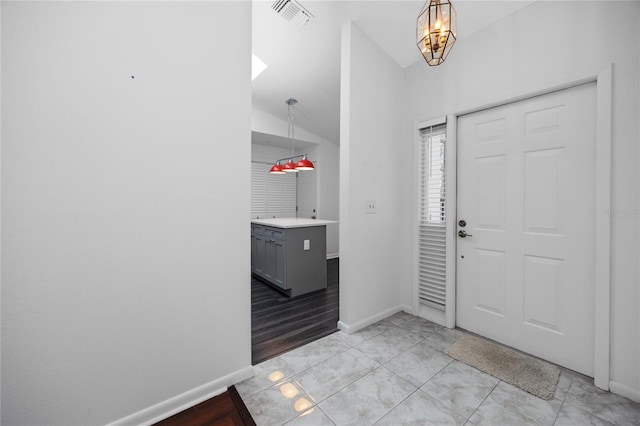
(339, 21, 411, 329)
(1, 2, 252, 424)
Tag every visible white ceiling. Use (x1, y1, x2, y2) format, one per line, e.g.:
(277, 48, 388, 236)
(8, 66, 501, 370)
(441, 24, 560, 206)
(252, 0, 536, 145)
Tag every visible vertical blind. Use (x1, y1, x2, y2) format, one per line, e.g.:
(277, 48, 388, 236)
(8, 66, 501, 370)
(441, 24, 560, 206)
(418, 124, 447, 310)
(251, 162, 297, 219)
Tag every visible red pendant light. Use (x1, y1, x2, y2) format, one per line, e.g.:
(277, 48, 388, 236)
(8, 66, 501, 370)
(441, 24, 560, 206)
(295, 155, 314, 170)
(269, 161, 285, 174)
(268, 98, 316, 175)
(283, 159, 298, 173)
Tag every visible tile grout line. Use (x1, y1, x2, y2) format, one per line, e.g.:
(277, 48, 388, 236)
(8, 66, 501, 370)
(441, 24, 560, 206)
(243, 334, 355, 400)
(248, 318, 436, 395)
(552, 398, 566, 426)
(549, 371, 574, 426)
(315, 404, 338, 426)
(370, 366, 424, 426)
(465, 379, 501, 423)
(287, 325, 422, 409)
(282, 333, 354, 376)
(370, 388, 419, 426)
(302, 321, 436, 409)
(299, 364, 412, 426)
(296, 361, 382, 408)
(415, 356, 454, 388)
(560, 383, 632, 426)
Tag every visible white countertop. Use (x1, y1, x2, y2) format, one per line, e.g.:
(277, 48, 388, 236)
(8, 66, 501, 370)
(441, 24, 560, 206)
(251, 218, 338, 229)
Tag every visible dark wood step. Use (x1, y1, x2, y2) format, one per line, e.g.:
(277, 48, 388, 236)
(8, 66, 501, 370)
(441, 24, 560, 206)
(154, 385, 255, 426)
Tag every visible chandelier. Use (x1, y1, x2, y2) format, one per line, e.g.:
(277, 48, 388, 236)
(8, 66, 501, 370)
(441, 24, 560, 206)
(416, 0, 457, 66)
(269, 98, 315, 174)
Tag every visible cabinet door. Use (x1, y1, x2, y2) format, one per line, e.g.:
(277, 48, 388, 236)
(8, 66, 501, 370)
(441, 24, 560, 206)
(254, 235, 266, 275)
(264, 240, 275, 280)
(273, 241, 286, 288)
(251, 234, 256, 273)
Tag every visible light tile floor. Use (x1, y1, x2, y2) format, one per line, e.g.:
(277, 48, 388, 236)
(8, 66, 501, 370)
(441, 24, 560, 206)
(237, 312, 640, 426)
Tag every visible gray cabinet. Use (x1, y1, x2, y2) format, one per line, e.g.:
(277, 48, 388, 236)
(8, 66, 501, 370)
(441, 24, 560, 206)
(251, 224, 327, 297)
(251, 224, 285, 288)
(251, 232, 266, 276)
(264, 234, 285, 288)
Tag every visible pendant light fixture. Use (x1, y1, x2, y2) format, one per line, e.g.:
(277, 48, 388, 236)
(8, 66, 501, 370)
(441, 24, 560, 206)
(269, 161, 286, 174)
(269, 98, 315, 174)
(295, 155, 314, 170)
(416, 0, 457, 66)
(283, 159, 298, 173)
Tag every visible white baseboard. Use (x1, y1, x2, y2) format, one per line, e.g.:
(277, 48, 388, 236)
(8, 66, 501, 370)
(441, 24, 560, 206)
(106, 365, 255, 426)
(337, 320, 350, 332)
(399, 304, 414, 315)
(338, 304, 413, 334)
(326, 253, 340, 260)
(610, 380, 640, 403)
(418, 304, 447, 327)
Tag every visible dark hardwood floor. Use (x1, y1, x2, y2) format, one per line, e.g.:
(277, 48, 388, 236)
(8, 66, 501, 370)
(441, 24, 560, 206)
(154, 385, 255, 426)
(252, 258, 339, 364)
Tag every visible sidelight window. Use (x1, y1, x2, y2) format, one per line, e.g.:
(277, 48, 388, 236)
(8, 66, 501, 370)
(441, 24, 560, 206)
(418, 123, 447, 310)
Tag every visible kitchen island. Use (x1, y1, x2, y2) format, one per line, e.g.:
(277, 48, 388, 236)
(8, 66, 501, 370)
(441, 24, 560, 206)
(250, 218, 337, 297)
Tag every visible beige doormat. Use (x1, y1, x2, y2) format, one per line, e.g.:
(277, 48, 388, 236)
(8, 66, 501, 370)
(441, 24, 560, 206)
(446, 334, 560, 400)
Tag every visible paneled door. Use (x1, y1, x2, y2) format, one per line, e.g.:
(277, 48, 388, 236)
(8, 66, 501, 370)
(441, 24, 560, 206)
(456, 83, 596, 376)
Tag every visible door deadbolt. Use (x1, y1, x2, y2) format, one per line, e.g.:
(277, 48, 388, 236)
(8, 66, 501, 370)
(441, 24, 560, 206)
(458, 230, 473, 238)
(458, 219, 467, 227)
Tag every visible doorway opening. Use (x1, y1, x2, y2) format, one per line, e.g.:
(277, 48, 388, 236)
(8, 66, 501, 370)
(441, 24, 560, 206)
(250, 143, 339, 364)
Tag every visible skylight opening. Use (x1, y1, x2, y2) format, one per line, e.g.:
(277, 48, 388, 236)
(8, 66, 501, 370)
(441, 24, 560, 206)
(252, 53, 268, 81)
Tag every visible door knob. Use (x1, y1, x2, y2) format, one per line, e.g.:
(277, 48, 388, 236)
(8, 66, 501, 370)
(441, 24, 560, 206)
(458, 230, 473, 238)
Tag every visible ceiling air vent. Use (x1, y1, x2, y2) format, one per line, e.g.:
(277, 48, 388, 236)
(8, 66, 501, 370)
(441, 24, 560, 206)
(272, 0, 314, 27)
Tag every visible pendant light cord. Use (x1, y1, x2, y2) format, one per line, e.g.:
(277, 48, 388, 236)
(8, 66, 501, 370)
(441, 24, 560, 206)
(287, 99, 296, 159)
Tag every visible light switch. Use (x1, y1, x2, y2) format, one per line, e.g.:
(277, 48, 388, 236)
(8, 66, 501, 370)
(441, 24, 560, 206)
(304, 239, 310, 250)
(366, 200, 377, 214)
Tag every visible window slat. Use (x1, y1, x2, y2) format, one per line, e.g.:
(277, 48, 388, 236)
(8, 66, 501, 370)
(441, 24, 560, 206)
(418, 124, 447, 310)
(251, 162, 297, 219)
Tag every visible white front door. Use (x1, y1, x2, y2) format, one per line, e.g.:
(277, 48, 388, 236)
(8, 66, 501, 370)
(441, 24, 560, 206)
(456, 83, 596, 376)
